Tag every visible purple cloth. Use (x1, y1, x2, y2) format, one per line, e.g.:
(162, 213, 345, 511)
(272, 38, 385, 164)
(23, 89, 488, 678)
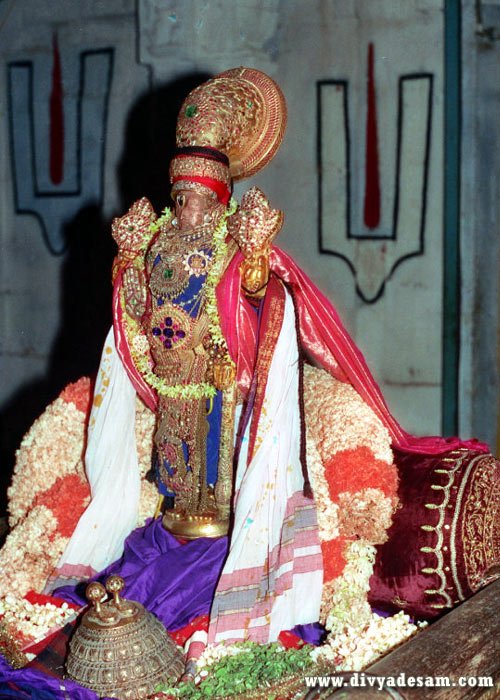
(56, 518, 324, 643)
(56, 518, 229, 631)
(291, 622, 326, 646)
(0, 656, 105, 700)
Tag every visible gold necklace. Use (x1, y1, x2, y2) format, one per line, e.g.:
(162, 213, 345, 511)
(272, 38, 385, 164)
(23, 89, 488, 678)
(148, 221, 214, 301)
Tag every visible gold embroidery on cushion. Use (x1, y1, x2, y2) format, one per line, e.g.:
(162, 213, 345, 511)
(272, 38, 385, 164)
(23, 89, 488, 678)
(450, 453, 482, 598)
(391, 596, 408, 607)
(419, 449, 466, 609)
(457, 455, 500, 592)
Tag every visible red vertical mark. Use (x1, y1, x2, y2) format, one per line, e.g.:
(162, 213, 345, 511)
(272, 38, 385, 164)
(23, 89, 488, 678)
(50, 33, 64, 185)
(363, 42, 381, 229)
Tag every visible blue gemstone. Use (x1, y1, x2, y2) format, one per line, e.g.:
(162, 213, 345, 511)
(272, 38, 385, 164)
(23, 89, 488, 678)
(164, 339, 172, 349)
(165, 317, 173, 326)
(177, 330, 186, 338)
(152, 328, 161, 336)
(157, 298, 164, 306)
(165, 328, 174, 338)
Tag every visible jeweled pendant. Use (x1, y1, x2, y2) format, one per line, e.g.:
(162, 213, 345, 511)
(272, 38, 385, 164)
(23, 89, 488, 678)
(183, 249, 211, 277)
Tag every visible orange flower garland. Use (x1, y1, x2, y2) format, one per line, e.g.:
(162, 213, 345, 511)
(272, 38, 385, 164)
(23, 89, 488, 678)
(323, 446, 398, 503)
(7, 378, 92, 529)
(59, 377, 94, 414)
(1, 378, 93, 604)
(320, 535, 349, 584)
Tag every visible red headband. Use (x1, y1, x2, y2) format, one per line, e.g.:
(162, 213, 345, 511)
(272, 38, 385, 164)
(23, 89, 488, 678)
(169, 147, 232, 205)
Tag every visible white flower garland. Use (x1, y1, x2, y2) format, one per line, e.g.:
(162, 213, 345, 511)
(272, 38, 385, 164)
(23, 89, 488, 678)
(311, 611, 426, 671)
(1, 386, 158, 649)
(135, 396, 160, 526)
(8, 399, 88, 528)
(324, 540, 376, 635)
(0, 596, 77, 650)
(303, 364, 393, 465)
(306, 436, 340, 542)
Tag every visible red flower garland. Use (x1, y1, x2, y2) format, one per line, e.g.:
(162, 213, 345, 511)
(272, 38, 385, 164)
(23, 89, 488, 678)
(31, 474, 90, 539)
(321, 534, 349, 584)
(60, 377, 93, 415)
(324, 446, 398, 503)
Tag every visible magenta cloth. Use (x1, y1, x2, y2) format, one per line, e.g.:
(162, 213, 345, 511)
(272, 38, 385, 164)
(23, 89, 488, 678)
(217, 247, 490, 456)
(55, 518, 229, 632)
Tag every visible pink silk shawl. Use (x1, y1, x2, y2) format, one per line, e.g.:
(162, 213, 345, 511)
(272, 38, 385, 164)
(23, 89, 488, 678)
(217, 247, 489, 456)
(113, 245, 489, 456)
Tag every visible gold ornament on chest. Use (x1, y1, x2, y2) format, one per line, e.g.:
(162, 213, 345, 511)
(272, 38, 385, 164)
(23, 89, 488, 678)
(148, 253, 190, 300)
(149, 305, 194, 353)
(147, 220, 214, 301)
(183, 249, 211, 277)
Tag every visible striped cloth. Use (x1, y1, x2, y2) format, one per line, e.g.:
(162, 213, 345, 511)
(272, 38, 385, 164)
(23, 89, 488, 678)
(208, 288, 323, 645)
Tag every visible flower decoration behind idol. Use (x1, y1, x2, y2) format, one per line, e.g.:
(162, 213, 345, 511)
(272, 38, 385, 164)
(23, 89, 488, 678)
(0, 365, 412, 668)
(303, 364, 399, 626)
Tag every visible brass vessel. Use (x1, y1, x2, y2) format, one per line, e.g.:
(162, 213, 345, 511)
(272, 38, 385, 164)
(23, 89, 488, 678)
(65, 576, 184, 699)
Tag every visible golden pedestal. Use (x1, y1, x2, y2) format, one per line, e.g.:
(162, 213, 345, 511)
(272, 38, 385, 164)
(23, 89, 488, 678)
(161, 507, 229, 539)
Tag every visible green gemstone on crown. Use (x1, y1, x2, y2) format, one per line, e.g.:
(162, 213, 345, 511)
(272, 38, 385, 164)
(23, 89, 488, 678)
(185, 105, 197, 118)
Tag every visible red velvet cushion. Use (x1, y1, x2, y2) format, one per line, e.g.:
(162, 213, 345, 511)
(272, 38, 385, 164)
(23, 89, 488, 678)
(368, 448, 500, 619)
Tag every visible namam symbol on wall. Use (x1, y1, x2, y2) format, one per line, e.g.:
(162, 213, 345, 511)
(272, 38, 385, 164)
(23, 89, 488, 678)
(318, 43, 433, 303)
(8, 36, 114, 254)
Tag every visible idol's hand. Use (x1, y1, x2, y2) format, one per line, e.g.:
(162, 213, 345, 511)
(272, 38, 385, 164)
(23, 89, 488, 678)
(240, 250, 270, 298)
(227, 187, 283, 255)
(213, 359, 236, 391)
(227, 187, 282, 299)
(123, 267, 147, 320)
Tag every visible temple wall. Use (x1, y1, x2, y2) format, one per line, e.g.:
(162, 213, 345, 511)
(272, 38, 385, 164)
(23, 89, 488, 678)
(460, 0, 500, 451)
(1, 0, 499, 506)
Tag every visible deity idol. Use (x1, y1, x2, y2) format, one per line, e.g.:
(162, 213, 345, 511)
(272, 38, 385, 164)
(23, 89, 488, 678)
(48, 67, 483, 645)
(112, 68, 289, 539)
